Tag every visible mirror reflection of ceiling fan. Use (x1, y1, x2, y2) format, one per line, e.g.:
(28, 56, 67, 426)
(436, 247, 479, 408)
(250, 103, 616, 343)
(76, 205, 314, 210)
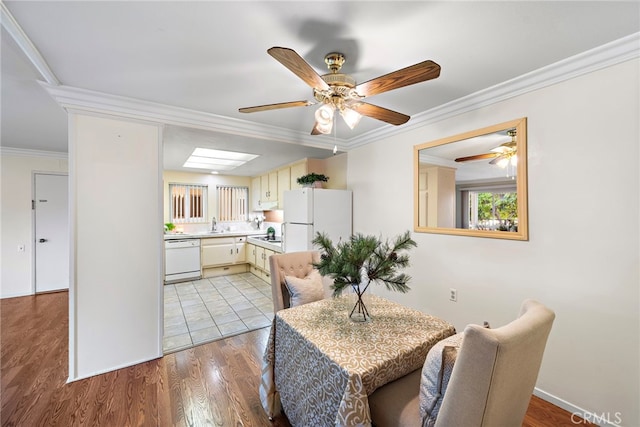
(239, 47, 441, 135)
(455, 129, 518, 168)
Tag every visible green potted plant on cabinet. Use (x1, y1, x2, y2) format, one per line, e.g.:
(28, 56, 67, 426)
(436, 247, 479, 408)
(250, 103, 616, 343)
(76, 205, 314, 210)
(296, 173, 329, 188)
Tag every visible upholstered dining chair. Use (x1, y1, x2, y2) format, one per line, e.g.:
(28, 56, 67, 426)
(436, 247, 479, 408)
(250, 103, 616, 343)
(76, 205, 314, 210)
(368, 299, 556, 427)
(268, 250, 331, 312)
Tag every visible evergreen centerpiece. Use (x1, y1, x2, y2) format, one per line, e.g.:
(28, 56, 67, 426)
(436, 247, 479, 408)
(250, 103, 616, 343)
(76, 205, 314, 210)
(312, 230, 417, 321)
(296, 173, 329, 187)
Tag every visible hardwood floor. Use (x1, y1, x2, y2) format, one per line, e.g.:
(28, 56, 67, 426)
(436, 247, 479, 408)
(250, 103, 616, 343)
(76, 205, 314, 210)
(1, 291, 591, 426)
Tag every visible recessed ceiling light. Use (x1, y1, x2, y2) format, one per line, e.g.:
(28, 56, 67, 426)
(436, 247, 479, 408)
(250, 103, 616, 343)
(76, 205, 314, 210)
(183, 148, 259, 172)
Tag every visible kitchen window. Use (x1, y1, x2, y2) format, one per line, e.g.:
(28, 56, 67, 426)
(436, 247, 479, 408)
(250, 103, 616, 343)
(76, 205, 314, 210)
(217, 185, 248, 222)
(169, 183, 207, 223)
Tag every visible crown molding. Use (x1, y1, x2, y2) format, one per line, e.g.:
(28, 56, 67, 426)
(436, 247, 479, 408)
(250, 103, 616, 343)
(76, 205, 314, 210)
(347, 32, 640, 149)
(1, 2, 60, 85)
(37, 31, 639, 153)
(0, 146, 68, 159)
(40, 82, 349, 152)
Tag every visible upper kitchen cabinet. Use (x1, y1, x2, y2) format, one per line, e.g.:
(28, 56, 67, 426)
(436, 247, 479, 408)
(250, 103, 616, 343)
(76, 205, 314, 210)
(251, 171, 278, 210)
(251, 156, 347, 211)
(257, 172, 278, 208)
(277, 167, 290, 207)
(267, 171, 278, 202)
(251, 176, 261, 211)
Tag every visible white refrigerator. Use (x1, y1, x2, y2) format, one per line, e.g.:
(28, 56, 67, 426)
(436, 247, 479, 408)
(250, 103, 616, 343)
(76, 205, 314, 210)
(283, 188, 352, 253)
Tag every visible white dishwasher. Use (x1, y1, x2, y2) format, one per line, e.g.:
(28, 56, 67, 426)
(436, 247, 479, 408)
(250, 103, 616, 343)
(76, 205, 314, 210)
(164, 239, 201, 283)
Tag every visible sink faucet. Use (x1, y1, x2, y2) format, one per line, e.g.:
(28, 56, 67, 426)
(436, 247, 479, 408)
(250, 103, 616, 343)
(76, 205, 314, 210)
(211, 217, 217, 232)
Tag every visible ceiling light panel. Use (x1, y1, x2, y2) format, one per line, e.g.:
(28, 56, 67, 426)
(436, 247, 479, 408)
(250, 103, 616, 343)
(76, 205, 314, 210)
(191, 147, 259, 162)
(184, 147, 260, 172)
(183, 161, 236, 170)
(187, 156, 244, 166)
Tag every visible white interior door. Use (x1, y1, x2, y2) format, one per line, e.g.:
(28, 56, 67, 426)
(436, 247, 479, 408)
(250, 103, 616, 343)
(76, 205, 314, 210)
(35, 173, 69, 292)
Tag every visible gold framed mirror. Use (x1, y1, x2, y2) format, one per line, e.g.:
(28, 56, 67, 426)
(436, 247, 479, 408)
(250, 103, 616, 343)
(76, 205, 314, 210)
(414, 117, 528, 240)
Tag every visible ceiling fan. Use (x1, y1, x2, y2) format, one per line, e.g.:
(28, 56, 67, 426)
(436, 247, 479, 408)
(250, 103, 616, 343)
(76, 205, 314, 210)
(455, 129, 518, 167)
(239, 47, 441, 135)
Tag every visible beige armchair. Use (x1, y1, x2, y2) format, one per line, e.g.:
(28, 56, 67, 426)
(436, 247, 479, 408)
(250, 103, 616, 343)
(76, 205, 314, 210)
(269, 250, 332, 312)
(369, 299, 555, 427)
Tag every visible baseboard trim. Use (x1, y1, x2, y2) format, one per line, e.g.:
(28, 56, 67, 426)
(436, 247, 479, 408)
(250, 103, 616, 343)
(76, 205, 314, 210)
(534, 388, 622, 427)
(67, 352, 163, 383)
(0, 291, 34, 299)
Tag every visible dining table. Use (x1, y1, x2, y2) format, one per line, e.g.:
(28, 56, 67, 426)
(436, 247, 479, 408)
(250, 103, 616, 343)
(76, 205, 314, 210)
(260, 294, 456, 427)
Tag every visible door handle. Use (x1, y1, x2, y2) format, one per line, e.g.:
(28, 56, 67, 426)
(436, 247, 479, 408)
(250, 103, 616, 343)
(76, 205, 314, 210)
(39, 238, 47, 243)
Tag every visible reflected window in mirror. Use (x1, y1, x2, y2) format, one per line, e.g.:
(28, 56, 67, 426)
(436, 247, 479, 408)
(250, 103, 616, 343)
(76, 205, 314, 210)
(414, 117, 528, 240)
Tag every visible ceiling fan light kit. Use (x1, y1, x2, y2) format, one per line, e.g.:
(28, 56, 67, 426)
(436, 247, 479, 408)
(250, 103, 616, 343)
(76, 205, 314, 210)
(314, 104, 334, 134)
(239, 47, 441, 136)
(340, 107, 362, 129)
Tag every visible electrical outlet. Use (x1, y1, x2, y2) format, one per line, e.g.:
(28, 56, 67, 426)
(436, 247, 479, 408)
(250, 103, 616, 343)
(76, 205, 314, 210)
(449, 288, 457, 302)
(18, 244, 25, 252)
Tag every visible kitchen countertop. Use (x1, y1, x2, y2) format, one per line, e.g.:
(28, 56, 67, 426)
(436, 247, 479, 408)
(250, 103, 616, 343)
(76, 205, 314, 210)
(164, 230, 265, 240)
(247, 235, 283, 252)
(164, 230, 283, 252)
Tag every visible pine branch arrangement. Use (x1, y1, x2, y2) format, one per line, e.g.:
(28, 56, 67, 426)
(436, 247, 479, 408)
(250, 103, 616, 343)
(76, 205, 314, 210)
(312, 230, 417, 297)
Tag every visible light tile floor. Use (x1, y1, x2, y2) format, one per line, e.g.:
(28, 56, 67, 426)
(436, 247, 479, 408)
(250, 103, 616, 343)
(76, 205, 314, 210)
(163, 272, 274, 354)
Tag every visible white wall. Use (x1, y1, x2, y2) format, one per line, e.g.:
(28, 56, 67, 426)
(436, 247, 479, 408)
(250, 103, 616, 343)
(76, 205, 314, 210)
(69, 113, 163, 380)
(0, 152, 68, 298)
(348, 59, 639, 426)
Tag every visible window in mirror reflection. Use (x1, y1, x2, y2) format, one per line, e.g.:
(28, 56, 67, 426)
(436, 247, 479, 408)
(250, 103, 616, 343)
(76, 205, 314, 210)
(465, 189, 517, 231)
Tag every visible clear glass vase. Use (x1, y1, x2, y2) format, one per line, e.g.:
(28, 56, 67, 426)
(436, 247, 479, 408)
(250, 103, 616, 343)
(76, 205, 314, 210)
(349, 283, 370, 322)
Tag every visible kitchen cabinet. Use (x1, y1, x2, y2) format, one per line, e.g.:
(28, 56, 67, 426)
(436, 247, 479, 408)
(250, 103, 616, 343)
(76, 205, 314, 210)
(258, 246, 276, 283)
(290, 161, 306, 190)
(247, 243, 257, 267)
(260, 172, 278, 203)
(249, 244, 275, 283)
(251, 176, 261, 211)
(202, 236, 246, 267)
(251, 158, 329, 209)
(234, 236, 246, 263)
(255, 245, 266, 270)
(277, 167, 290, 209)
(269, 171, 278, 201)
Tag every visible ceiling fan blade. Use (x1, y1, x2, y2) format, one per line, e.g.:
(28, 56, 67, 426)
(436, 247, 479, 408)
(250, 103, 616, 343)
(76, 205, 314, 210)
(311, 123, 322, 135)
(350, 102, 410, 125)
(239, 100, 312, 113)
(355, 60, 441, 97)
(455, 152, 500, 163)
(267, 47, 330, 91)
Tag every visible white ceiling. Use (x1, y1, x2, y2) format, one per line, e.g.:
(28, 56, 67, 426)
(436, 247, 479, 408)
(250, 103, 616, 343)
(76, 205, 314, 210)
(2, 1, 639, 176)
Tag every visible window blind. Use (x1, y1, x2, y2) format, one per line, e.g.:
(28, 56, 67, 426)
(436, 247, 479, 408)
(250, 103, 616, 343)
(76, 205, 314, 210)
(217, 186, 248, 222)
(170, 183, 207, 223)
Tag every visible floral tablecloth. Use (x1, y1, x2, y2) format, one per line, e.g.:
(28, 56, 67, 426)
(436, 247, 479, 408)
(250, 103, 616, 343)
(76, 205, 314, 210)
(260, 295, 456, 427)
